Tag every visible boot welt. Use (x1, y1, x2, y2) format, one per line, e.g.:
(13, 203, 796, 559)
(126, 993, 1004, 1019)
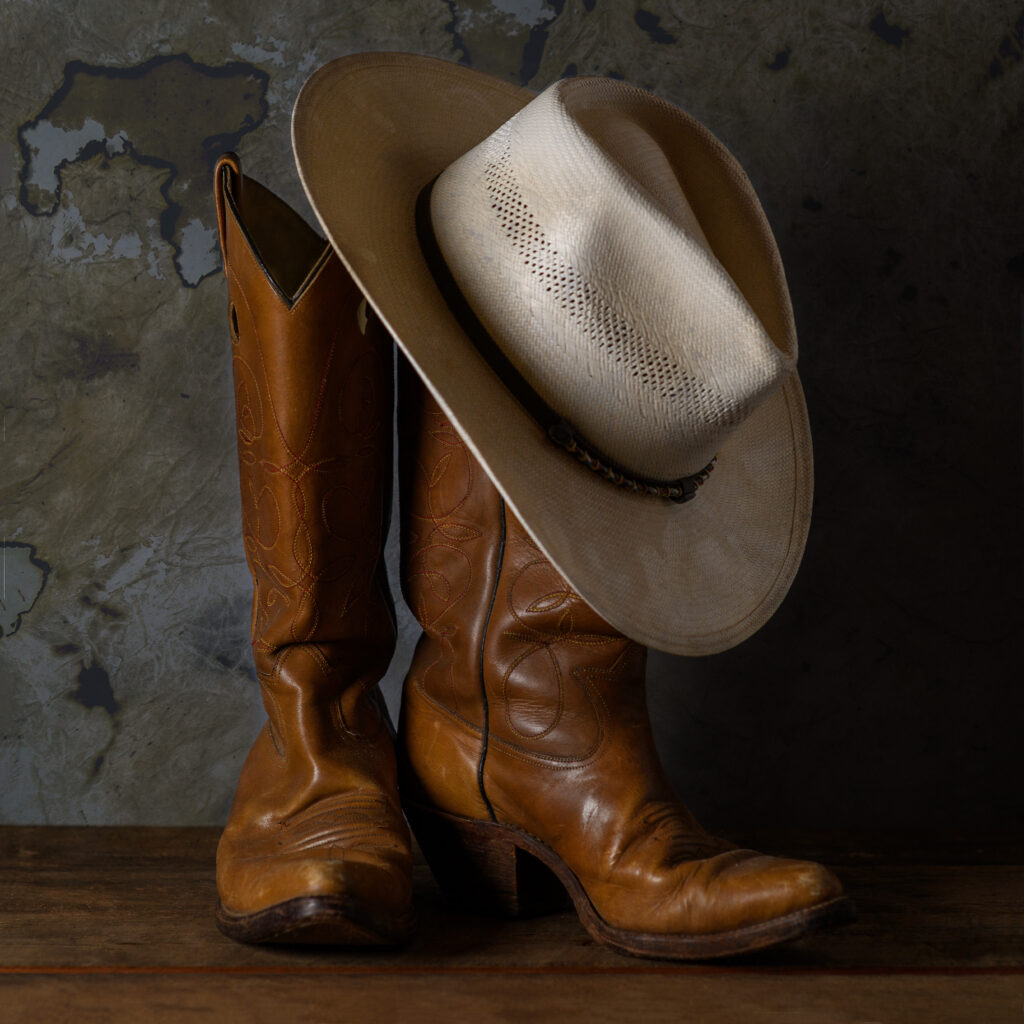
(407, 802, 855, 961)
(215, 895, 416, 946)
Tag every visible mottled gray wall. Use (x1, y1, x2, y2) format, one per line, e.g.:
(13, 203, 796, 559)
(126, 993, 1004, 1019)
(1, 0, 1021, 830)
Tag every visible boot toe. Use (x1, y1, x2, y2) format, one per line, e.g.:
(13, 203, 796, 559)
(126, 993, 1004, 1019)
(684, 849, 845, 933)
(217, 843, 414, 944)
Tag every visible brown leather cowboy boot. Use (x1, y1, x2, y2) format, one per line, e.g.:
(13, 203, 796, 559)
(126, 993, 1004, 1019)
(397, 368, 852, 959)
(211, 154, 413, 945)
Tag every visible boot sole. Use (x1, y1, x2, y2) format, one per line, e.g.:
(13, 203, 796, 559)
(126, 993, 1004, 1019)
(406, 802, 856, 960)
(215, 895, 415, 946)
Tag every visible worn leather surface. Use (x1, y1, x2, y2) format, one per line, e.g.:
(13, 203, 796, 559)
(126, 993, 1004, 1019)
(399, 370, 843, 936)
(213, 154, 411, 926)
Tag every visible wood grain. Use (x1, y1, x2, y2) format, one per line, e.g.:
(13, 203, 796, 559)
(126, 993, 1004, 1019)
(3, 974, 1024, 1024)
(1, 827, 1021, 1019)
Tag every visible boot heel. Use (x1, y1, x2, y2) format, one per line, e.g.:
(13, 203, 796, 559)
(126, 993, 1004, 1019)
(406, 804, 570, 918)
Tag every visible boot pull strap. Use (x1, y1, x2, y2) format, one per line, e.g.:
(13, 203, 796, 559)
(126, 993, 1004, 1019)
(213, 152, 243, 260)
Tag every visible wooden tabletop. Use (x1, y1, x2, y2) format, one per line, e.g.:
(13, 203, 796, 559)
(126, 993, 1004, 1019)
(1, 827, 1022, 1021)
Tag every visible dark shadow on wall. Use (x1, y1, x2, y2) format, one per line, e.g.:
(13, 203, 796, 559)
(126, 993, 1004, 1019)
(648, 16, 1024, 836)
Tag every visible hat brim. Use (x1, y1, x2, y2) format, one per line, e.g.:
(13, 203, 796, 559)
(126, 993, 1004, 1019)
(292, 52, 812, 656)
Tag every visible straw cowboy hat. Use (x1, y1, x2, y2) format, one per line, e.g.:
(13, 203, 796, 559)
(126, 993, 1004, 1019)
(291, 52, 812, 656)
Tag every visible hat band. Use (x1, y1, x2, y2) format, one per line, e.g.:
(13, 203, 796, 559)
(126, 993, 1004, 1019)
(415, 179, 715, 504)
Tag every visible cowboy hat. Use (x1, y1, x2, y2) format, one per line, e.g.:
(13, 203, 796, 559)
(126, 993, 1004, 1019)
(291, 52, 812, 656)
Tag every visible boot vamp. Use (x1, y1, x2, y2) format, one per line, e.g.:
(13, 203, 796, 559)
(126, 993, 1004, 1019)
(217, 805, 413, 919)
(217, 722, 412, 917)
(576, 829, 844, 935)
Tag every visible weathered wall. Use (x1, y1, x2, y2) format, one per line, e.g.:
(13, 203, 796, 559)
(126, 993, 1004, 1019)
(1, 0, 1021, 831)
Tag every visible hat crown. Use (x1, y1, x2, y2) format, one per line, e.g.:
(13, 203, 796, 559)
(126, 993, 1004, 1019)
(430, 76, 795, 481)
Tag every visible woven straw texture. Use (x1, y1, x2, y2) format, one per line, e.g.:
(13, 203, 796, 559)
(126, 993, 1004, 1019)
(432, 78, 794, 481)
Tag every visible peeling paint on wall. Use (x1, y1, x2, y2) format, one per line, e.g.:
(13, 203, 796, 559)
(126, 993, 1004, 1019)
(17, 55, 268, 287)
(0, 543, 50, 638)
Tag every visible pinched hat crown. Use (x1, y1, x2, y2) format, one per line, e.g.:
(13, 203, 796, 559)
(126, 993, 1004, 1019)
(430, 76, 796, 485)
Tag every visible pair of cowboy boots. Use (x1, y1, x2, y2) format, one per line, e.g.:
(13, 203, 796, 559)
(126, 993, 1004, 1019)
(212, 156, 851, 956)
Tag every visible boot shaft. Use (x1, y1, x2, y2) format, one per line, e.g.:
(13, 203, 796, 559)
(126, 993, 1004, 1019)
(398, 360, 505, 735)
(398, 365, 674, 818)
(214, 155, 396, 693)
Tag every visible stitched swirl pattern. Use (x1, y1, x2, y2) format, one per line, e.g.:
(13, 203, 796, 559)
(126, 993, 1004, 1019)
(403, 396, 484, 721)
(227, 261, 391, 745)
(406, 390, 640, 764)
(491, 522, 639, 765)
